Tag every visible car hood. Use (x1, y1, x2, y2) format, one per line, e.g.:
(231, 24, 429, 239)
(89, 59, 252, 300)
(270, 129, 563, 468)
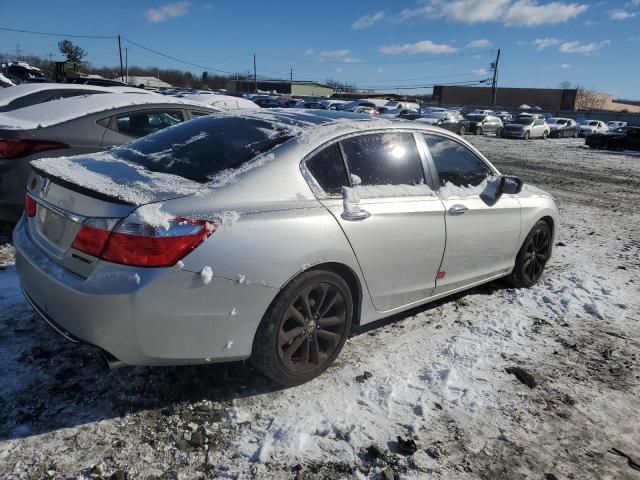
(30, 152, 201, 206)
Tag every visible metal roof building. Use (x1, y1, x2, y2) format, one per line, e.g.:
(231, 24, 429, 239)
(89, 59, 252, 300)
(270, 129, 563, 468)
(226, 80, 334, 98)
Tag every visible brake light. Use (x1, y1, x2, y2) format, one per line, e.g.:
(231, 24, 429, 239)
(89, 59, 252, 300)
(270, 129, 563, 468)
(70, 214, 215, 267)
(25, 193, 36, 217)
(0, 139, 68, 159)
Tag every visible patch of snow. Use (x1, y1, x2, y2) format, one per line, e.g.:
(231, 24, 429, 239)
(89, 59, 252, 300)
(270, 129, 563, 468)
(350, 183, 434, 198)
(350, 174, 362, 186)
(224, 341, 234, 350)
(237, 274, 246, 284)
(438, 176, 495, 199)
(175, 260, 184, 269)
(128, 203, 173, 230)
(229, 308, 237, 316)
(200, 266, 213, 285)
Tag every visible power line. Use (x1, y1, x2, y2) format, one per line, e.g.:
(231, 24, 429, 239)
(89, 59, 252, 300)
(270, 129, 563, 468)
(339, 72, 487, 84)
(356, 79, 491, 91)
(255, 50, 496, 65)
(0, 26, 116, 39)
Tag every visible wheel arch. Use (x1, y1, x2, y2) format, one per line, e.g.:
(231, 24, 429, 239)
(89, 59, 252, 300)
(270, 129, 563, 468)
(307, 262, 363, 328)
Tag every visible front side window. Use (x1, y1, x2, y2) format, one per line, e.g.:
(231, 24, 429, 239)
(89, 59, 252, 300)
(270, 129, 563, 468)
(423, 134, 493, 188)
(340, 132, 424, 186)
(114, 110, 184, 138)
(305, 143, 349, 195)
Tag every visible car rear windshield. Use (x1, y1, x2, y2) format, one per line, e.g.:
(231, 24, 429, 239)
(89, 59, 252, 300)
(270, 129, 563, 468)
(112, 115, 295, 183)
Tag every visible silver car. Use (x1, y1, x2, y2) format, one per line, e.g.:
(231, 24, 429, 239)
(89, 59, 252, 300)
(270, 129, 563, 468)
(0, 93, 218, 222)
(501, 116, 550, 139)
(14, 110, 558, 385)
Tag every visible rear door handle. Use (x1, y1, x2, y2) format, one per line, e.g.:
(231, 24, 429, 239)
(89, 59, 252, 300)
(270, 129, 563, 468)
(448, 204, 468, 215)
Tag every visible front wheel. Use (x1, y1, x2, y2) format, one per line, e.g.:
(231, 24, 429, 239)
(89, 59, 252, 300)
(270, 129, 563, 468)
(476, 126, 483, 135)
(458, 125, 466, 135)
(507, 220, 552, 288)
(496, 127, 503, 137)
(542, 130, 548, 140)
(251, 270, 353, 385)
(524, 130, 530, 140)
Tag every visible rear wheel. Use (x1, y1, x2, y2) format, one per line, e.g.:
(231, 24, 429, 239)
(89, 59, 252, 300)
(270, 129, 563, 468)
(524, 130, 530, 140)
(458, 126, 466, 135)
(542, 130, 548, 140)
(507, 220, 552, 288)
(251, 270, 353, 385)
(496, 127, 503, 137)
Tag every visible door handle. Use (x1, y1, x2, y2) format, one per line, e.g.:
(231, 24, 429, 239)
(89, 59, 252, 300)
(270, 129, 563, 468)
(448, 204, 468, 215)
(341, 208, 371, 221)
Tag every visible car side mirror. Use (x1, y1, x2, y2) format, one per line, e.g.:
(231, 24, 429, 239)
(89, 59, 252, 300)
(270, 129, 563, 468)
(500, 175, 523, 195)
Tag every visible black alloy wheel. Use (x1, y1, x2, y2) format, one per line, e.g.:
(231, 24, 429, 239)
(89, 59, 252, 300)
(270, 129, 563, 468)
(507, 220, 552, 288)
(252, 270, 353, 385)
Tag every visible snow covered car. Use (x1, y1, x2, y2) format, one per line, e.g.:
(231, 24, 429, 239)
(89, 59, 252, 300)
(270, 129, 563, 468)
(501, 117, 550, 140)
(547, 118, 578, 138)
(606, 121, 627, 130)
(578, 120, 608, 137)
(176, 92, 258, 111)
(585, 126, 640, 151)
(14, 110, 558, 385)
(0, 83, 153, 113)
(0, 94, 218, 222)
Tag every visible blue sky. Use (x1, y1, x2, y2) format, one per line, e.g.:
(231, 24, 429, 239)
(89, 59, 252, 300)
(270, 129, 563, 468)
(2, 0, 639, 99)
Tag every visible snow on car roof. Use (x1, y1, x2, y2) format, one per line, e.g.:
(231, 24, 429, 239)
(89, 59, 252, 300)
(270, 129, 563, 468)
(0, 93, 210, 130)
(180, 93, 257, 110)
(0, 83, 151, 108)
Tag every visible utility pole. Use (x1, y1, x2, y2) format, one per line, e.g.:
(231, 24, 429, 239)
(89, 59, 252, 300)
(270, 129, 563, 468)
(124, 48, 129, 84)
(290, 68, 293, 82)
(253, 53, 257, 93)
(491, 48, 500, 106)
(15, 43, 21, 61)
(117, 35, 124, 81)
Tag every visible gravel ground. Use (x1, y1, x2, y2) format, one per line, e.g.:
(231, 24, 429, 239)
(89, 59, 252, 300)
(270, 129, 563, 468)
(0, 136, 639, 480)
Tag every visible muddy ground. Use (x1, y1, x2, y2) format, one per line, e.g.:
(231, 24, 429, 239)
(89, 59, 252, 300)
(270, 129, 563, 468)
(0, 136, 639, 480)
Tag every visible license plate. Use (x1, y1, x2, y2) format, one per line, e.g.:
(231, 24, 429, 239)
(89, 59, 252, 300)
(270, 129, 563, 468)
(39, 207, 67, 247)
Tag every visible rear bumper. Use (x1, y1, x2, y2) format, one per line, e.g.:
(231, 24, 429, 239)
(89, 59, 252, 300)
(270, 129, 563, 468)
(13, 217, 278, 366)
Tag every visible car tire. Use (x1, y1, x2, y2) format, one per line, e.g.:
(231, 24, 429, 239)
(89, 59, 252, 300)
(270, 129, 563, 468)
(542, 130, 548, 140)
(496, 127, 503, 137)
(476, 127, 483, 135)
(458, 126, 466, 135)
(507, 220, 552, 288)
(524, 130, 530, 140)
(251, 270, 353, 386)
(559, 130, 564, 139)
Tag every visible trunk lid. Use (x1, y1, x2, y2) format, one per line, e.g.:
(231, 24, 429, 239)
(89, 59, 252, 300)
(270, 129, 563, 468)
(26, 153, 200, 277)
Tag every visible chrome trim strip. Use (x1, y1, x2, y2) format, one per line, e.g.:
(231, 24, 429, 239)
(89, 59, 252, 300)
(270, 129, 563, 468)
(22, 289, 80, 343)
(33, 196, 86, 224)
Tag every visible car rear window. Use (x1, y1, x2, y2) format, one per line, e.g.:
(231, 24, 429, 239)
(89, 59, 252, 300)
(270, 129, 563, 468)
(112, 115, 295, 183)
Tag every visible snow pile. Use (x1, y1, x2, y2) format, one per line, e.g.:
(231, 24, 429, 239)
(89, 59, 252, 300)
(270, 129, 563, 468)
(31, 153, 200, 205)
(128, 203, 174, 230)
(348, 183, 434, 198)
(438, 176, 497, 199)
(200, 266, 213, 284)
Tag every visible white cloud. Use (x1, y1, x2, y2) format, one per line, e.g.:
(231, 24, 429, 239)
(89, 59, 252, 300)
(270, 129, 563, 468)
(609, 9, 636, 20)
(304, 48, 315, 56)
(318, 49, 362, 63)
(471, 68, 488, 76)
(335, 67, 343, 73)
(379, 40, 457, 55)
(559, 63, 571, 69)
(391, 0, 588, 26)
(503, 0, 589, 26)
(532, 37, 561, 50)
(466, 38, 493, 48)
(559, 40, 610, 54)
(352, 11, 385, 30)
(439, 0, 511, 23)
(146, 1, 190, 22)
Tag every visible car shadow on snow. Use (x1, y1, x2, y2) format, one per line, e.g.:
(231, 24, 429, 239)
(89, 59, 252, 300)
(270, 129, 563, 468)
(0, 275, 506, 442)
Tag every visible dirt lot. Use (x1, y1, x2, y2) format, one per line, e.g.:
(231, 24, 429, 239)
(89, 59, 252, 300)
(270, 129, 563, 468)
(0, 136, 639, 480)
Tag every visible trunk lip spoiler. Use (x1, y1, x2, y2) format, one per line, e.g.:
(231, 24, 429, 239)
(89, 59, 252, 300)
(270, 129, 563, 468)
(30, 193, 87, 224)
(31, 165, 136, 207)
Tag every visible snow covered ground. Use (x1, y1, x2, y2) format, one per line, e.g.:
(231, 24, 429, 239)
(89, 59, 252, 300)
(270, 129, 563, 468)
(1, 136, 639, 479)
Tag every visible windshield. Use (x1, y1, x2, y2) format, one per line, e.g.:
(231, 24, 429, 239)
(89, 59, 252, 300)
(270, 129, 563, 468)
(588, 121, 598, 126)
(554, 119, 567, 125)
(112, 116, 294, 183)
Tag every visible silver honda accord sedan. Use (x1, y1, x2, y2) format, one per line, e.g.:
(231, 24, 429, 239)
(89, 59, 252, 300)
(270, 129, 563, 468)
(14, 110, 558, 385)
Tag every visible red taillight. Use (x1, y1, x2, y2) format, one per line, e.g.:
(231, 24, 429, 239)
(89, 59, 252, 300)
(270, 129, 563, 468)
(25, 194, 36, 217)
(70, 214, 215, 267)
(71, 224, 113, 257)
(0, 139, 68, 159)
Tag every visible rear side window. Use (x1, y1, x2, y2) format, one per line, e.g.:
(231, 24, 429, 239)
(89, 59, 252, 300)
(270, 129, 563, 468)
(306, 143, 348, 195)
(423, 134, 493, 187)
(114, 110, 184, 138)
(340, 132, 424, 186)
